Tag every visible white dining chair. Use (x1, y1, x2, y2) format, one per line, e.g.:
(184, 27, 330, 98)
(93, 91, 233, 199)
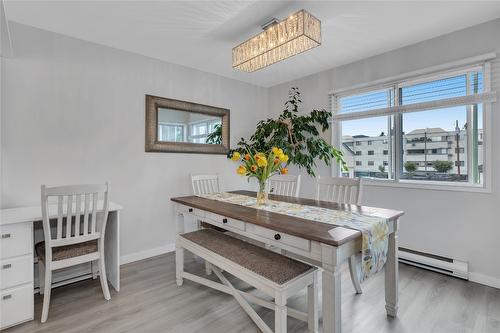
(190, 174, 220, 275)
(315, 176, 364, 294)
(269, 174, 301, 197)
(191, 174, 220, 195)
(37, 183, 111, 323)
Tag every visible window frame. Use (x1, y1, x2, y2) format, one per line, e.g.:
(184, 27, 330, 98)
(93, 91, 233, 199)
(330, 56, 495, 193)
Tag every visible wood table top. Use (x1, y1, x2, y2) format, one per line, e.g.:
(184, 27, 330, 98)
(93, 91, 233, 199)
(171, 190, 404, 247)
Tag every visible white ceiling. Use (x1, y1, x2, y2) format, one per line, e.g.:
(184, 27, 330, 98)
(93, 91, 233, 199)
(4, 1, 500, 87)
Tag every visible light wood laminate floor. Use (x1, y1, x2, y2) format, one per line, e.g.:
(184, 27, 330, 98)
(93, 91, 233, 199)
(5, 252, 500, 333)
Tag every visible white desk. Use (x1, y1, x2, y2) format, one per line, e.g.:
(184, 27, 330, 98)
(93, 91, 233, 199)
(0, 202, 122, 330)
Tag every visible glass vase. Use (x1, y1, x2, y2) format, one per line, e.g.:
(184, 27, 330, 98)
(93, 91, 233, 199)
(256, 180, 268, 206)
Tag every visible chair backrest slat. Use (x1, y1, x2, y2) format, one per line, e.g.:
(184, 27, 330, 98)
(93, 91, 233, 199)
(268, 174, 301, 198)
(91, 192, 98, 233)
(41, 183, 110, 247)
(83, 193, 90, 236)
(191, 174, 220, 195)
(56, 195, 63, 239)
(315, 176, 362, 205)
(74, 194, 81, 236)
(66, 194, 73, 238)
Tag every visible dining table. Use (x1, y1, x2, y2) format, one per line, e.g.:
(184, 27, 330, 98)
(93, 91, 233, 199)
(171, 190, 404, 333)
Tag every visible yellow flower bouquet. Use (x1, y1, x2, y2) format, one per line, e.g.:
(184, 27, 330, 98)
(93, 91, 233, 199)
(230, 147, 289, 205)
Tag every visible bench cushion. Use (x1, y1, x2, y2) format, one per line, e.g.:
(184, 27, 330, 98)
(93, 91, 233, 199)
(180, 229, 314, 285)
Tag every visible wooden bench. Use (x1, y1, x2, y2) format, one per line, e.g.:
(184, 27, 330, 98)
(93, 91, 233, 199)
(176, 229, 318, 333)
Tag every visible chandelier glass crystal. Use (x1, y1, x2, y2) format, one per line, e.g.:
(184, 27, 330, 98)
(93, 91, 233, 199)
(232, 10, 321, 72)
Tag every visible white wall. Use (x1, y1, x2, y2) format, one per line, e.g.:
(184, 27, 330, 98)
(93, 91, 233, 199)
(268, 19, 500, 287)
(0, 23, 268, 260)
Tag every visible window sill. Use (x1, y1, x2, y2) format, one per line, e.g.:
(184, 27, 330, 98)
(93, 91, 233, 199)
(361, 178, 490, 193)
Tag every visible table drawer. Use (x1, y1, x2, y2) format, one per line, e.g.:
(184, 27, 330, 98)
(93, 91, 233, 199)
(0, 284, 34, 329)
(207, 213, 245, 231)
(177, 205, 206, 219)
(1, 256, 33, 290)
(0, 223, 32, 259)
(247, 224, 310, 252)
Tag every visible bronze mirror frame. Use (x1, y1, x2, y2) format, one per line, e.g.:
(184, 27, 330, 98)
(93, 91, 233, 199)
(145, 95, 230, 154)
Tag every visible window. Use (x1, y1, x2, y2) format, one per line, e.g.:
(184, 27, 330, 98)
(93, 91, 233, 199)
(333, 62, 493, 187)
(340, 116, 392, 179)
(188, 119, 222, 143)
(158, 123, 185, 142)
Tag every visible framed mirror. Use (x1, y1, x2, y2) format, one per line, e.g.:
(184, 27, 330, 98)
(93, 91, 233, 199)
(145, 95, 230, 154)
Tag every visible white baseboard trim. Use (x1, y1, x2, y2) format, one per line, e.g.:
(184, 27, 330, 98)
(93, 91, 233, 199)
(469, 272, 500, 289)
(120, 243, 176, 265)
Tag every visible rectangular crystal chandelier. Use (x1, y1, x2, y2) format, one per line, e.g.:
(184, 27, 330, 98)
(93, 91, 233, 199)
(232, 10, 321, 72)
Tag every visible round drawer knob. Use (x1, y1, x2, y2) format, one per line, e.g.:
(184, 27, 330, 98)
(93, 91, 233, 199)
(274, 233, 281, 240)
(222, 218, 228, 224)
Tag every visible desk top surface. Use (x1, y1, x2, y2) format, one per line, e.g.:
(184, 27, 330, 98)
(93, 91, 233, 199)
(171, 190, 403, 247)
(0, 201, 123, 226)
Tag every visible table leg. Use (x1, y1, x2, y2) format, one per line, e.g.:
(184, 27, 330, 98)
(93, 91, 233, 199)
(176, 211, 185, 234)
(321, 245, 342, 333)
(385, 218, 399, 317)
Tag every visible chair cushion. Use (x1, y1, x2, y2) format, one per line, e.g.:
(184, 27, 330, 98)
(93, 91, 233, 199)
(36, 240, 98, 261)
(180, 229, 314, 285)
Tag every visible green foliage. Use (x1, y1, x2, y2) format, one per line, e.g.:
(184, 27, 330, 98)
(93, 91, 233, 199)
(231, 87, 346, 176)
(433, 160, 453, 173)
(205, 123, 222, 144)
(378, 165, 386, 173)
(404, 161, 417, 172)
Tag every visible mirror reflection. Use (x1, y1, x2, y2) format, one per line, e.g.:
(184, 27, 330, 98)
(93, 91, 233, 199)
(157, 108, 222, 144)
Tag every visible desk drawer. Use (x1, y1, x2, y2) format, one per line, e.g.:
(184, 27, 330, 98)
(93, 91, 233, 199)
(247, 224, 310, 252)
(0, 223, 32, 259)
(1, 256, 33, 290)
(0, 284, 34, 329)
(207, 213, 245, 231)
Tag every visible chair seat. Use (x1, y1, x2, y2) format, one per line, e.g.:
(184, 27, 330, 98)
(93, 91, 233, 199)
(36, 240, 98, 262)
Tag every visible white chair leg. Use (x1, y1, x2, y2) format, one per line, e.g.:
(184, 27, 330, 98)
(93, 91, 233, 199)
(274, 293, 287, 333)
(348, 254, 363, 294)
(41, 264, 52, 323)
(307, 271, 319, 333)
(98, 256, 111, 300)
(91, 260, 98, 280)
(176, 240, 184, 286)
(38, 260, 45, 295)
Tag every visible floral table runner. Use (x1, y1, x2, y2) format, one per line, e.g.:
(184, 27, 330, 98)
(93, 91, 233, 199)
(198, 192, 389, 281)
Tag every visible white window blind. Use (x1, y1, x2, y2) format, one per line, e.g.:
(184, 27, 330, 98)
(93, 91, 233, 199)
(333, 66, 496, 121)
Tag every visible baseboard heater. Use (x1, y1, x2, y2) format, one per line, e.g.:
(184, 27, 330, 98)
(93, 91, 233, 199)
(398, 247, 469, 280)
